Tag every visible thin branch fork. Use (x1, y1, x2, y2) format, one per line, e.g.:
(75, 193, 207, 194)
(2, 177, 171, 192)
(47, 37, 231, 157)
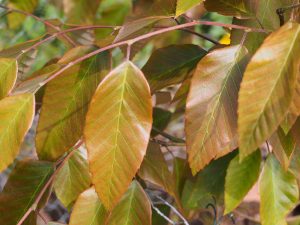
(16, 140, 84, 225)
(0, 4, 77, 47)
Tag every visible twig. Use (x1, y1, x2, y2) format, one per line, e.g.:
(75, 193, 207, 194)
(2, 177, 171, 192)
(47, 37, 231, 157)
(151, 139, 186, 147)
(15, 25, 120, 60)
(37, 211, 47, 224)
(0, 4, 76, 47)
(156, 196, 190, 225)
(16, 140, 84, 225)
(174, 18, 219, 45)
(31, 20, 267, 88)
(152, 127, 185, 143)
(277, 3, 300, 26)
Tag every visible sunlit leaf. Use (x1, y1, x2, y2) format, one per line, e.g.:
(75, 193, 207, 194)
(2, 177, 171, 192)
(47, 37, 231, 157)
(186, 45, 248, 174)
(139, 143, 179, 202)
(84, 61, 152, 210)
(0, 58, 17, 99)
(0, 160, 54, 225)
(204, 0, 258, 18)
(36, 47, 110, 160)
(238, 22, 300, 160)
(142, 44, 206, 92)
(105, 181, 152, 225)
(69, 187, 108, 225)
(176, 0, 202, 17)
(260, 155, 298, 225)
(0, 94, 35, 172)
(63, 0, 101, 24)
(182, 152, 236, 209)
(224, 150, 261, 214)
(54, 150, 91, 209)
(269, 128, 296, 171)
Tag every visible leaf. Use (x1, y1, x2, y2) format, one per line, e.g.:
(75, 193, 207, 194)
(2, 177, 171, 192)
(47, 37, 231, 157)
(0, 160, 54, 225)
(84, 61, 152, 210)
(0, 94, 35, 172)
(0, 58, 17, 99)
(224, 150, 261, 214)
(54, 150, 91, 209)
(63, 0, 101, 24)
(151, 107, 172, 136)
(105, 181, 152, 225)
(36, 48, 110, 160)
(7, 0, 38, 28)
(238, 22, 300, 160)
(69, 187, 108, 225)
(182, 152, 236, 209)
(260, 155, 299, 225)
(176, 0, 202, 17)
(204, 0, 258, 18)
(139, 143, 178, 201)
(142, 44, 207, 92)
(269, 128, 296, 171)
(114, 16, 170, 42)
(186, 45, 248, 174)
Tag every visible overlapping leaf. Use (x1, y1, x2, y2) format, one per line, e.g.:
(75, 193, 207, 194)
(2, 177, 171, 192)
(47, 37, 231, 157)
(36, 47, 110, 160)
(84, 61, 152, 210)
(69, 187, 108, 225)
(204, 0, 258, 18)
(260, 155, 298, 225)
(186, 45, 248, 174)
(139, 143, 178, 202)
(238, 22, 300, 160)
(269, 128, 296, 171)
(142, 44, 207, 92)
(224, 151, 261, 214)
(54, 150, 91, 209)
(105, 181, 152, 225)
(0, 93, 35, 172)
(0, 160, 54, 225)
(0, 58, 17, 99)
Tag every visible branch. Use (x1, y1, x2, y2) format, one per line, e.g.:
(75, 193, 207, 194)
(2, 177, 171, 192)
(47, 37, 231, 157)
(17, 140, 84, 225)
(150, 139, 186, 147)
(152, 127, 185, 143)
(277, 3, 300, 26)
(36, 20, 268, 89)
(0, 4, 77, 47)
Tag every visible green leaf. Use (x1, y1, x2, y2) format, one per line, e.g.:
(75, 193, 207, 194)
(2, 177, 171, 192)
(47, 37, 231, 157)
(54, 150, 91, 209)
(151, 107, 172, 136)
(176, 0, 202, 17)
(105, 181, 152, 225)
(63, 0, 101, 24)
(269, 128, 296, 171)
(7, 0, 38, 28)
(142, 44, 207, 92)
(36, 47, 110, 160)
(139, 143, 179, 203)
(260, 155, 298, 225)
(0, 58, 17, 99)
(0, 94, 35, 172)
(84, 61, 153, 210)
(182, 152, 236, 209)
(0, 160, 54, 225)
(186, 45, 248, 174)
(69, 187, 108, 225)
(224, 150, 261, 214)
(204, 0, 258, 18)
(238, 22, 300, 160)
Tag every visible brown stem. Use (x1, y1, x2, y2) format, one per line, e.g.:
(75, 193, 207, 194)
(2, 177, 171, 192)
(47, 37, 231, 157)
(16, 140, 84, 225)
(38, 20, 268, 87)
(0, 4, 77, 46)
